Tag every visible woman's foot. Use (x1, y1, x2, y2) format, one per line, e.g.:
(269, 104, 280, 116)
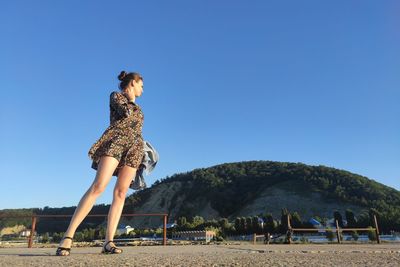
(56, 236, 73, 256)
(101, 240, 123, 254)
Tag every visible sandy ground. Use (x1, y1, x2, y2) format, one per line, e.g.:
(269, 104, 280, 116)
(0, 243, 399, 266)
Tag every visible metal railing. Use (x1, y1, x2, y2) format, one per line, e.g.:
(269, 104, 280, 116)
(252, 214, 381, 244)
(0, 213, 168, 248)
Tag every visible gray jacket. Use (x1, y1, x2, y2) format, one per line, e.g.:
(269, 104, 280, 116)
(129, 140, 159, 190)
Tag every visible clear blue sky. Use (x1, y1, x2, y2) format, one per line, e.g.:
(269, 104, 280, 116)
(1, 1, 399, 209)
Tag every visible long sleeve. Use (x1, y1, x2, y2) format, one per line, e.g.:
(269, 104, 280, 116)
(109, 91, 135, 118)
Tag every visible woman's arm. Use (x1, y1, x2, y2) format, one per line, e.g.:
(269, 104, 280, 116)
(110, 91, 134, 117)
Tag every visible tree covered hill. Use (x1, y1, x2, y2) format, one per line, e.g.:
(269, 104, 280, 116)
(2, 160, 400, 233)
(124, 160, 400, 230)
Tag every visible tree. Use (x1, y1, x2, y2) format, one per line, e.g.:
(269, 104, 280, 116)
(351, 231, 359, 241)
(219, 218, 230, 230)
(345, 209, 357, 228)
(264, 213, 276, 234)
(240, 217, 247, 234)
(357, 210, 370, 227)
(41, 232, 49, 243)
(325, 229, 335, 242)
(291, 212, 302, 228)
(82, 228, 95, 241)
(177, 217, 187, 227)
(280, 208, 290, 232)
(96, 226, 106, 239)
(367, 227, 377, 241)
(246, 217, 253, 234)
(333, 210, 344, 228)
(52, 232, 62, 243)
(75, 232, 84, 242)
(192, 216, 204, 227)
(128, 231, 136, 237)
(204, 219, 219, 228)
(369, 208, 380, 226)
(252, 216, 260, 234)
(234, 217, 241, 234)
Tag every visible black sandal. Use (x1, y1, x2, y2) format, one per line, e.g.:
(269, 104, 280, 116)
(101, 240, 123, 254)
(56, 236, 73, 256)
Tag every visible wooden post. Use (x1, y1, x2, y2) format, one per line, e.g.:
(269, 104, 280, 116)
(287, 214, 292, 244)
(264, 232, 271, 245)
(163, 215, 167, 246)
(373, 215, 381, 244)
(28, 216, 36, 248)
(335, 220, 341, 244)
(253, 233, 257, 245)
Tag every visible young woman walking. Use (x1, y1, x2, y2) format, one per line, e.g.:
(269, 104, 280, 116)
(56, 71, 145, 256)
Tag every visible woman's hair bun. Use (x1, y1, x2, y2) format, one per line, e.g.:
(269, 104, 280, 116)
(118, 71, 128, 81)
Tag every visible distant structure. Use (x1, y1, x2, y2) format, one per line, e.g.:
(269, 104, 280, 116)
(326, 218, 348, 228)
(172, 230, 216, 242)
(19, 229, 31, 237)
(116, 225, 135, 235)
(158, 223, 177, 229)
(309, 218, 323, 228)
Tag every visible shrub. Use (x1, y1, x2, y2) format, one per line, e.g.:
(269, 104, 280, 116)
(51, 232, 63, 243)
(351, 231, 359, 241)
(75, 232, 84, 242)
(367, 227, 377, 241)
(40, 232, 49, 243)
(300, 236, 308, 243)
(325, 229, 335, 242)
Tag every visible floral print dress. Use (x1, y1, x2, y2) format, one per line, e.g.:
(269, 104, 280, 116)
(88, 91, 144, 176)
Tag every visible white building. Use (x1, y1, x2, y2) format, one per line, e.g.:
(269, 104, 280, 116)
(116, 225, 135, 235)
(19, 230, 31, 237)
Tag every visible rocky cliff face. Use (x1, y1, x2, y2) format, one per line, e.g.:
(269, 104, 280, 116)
(230, 180, 363, 219)
(125, 179, 363, 228)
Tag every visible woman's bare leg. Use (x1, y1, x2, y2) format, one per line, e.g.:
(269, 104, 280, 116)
(57, 156, 119, 253)
(104, 165, 137, 249)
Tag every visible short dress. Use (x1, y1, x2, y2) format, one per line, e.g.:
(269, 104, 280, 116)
(88, 91, 145, 176)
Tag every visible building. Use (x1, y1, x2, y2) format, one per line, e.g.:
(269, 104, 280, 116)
(172, 230, 216, 242)
(116, 225, 135, 235)
(326, 218, 348, 228)
(309, 218, 323, 228)
(158, 223, 177, 229)
(19, 230, 32, 237)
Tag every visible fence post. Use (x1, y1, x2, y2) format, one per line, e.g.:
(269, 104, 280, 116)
(28, 216, 37, 248)
(335, 220, 341, 244)
(163, 215, 167, 246)
(373, 215, 381, 244)
(286, 214, 292, 244)
(253, 233, 256, 245)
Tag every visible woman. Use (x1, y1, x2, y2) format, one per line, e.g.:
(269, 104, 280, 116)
(56, 71, 145, 256)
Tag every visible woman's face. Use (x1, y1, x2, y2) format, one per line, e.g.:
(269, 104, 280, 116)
(133, 79, 144, 97)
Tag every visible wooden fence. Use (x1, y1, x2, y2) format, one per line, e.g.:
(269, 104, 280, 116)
(252, 214, 380, 244)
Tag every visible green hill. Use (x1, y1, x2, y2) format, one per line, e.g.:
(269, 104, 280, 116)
(2, 160, 399, 234)
(124, 160, 400, 231)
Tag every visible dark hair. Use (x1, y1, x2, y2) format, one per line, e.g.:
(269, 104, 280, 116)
(118, 71, 143, 90)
